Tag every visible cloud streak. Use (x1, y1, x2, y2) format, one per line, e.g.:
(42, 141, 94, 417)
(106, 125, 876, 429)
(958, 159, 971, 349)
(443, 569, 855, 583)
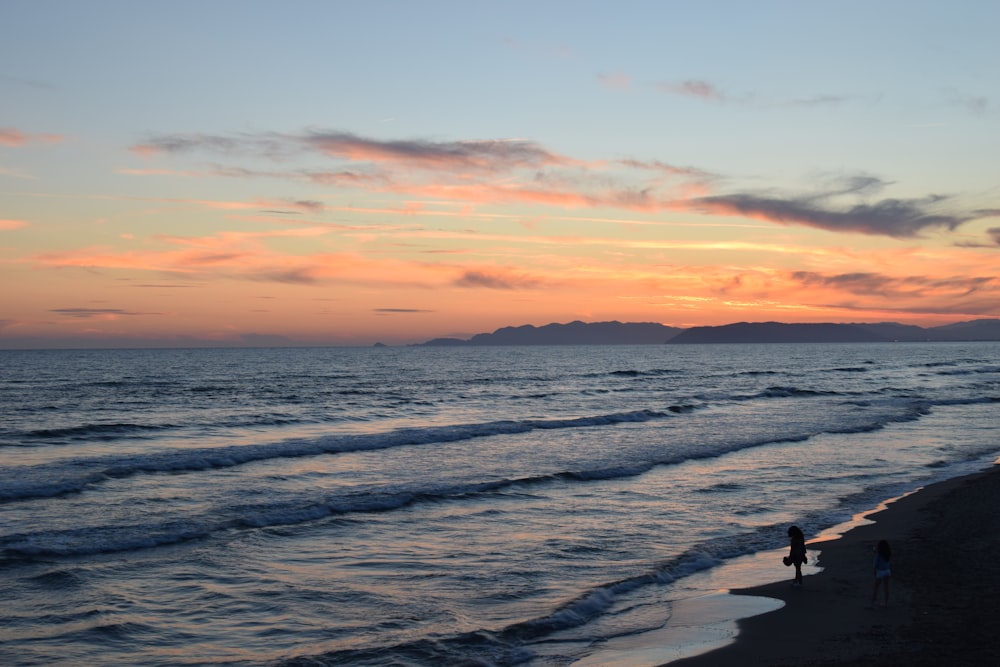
(453, 270, 546, 289)
(598, 71, 632, 91)
(374, 308, 434, 313)
(689, 193, 973, 238)
(657, 79, 727, 102)
(133, 130, 573, 173)
(50, 308, 157, 319)
(787, 269, 1000, 318)
(792, 271, 996, 298)
(0, 127, 64, 146)
(128, 128, 994, 239)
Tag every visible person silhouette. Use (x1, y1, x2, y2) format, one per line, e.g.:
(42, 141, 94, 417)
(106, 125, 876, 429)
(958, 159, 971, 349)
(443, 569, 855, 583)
(784, 525, 807, 587)
(871, 539, 892, 607)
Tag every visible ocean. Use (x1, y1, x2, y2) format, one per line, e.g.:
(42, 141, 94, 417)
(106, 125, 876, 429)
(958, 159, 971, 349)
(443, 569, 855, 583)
(1, 343, 998, 666)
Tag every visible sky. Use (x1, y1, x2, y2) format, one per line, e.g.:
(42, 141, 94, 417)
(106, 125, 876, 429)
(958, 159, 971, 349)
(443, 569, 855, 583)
(2, 0, 998, 348)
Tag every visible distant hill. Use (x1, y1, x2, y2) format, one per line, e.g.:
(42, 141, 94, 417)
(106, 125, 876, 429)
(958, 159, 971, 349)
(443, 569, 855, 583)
(667, 322, 885, 344)
(668, 319, 1000, 344)
(924, 319, 1000, 341)
(419, 318, 1000, 346)
(421, 321, 683, 346)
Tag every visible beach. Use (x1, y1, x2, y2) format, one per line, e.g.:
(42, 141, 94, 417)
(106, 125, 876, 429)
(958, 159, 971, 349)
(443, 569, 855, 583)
(669, 463, 1000, 667)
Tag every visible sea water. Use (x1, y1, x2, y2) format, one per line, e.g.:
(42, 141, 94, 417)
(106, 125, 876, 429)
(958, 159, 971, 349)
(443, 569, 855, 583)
(1, 343, 997, 666)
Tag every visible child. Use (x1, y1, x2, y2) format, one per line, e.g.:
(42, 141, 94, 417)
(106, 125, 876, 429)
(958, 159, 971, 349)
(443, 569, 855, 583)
(871, 539, 892, 607)
(785, 525, 807, 587)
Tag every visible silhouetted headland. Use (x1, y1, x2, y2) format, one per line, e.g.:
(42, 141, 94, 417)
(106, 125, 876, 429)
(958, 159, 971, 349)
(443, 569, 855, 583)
(421, 321, 682, 346)
(419, 318, 1000, 346)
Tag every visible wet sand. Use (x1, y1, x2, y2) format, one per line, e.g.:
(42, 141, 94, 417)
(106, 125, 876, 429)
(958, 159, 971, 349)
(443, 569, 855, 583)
(668, 464, 1000, 666)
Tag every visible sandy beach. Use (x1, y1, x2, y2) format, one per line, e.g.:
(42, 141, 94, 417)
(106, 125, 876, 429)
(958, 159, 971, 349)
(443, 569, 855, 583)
(667, 463, 1000, 667)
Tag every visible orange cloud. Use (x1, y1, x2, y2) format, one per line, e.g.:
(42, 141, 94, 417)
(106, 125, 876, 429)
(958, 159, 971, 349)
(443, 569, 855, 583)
(129, 143, 163, 157)
(0, 128, 28, 146)
(598, 71, 631, 91)
(28, 225, 448, 289)
(0, 166, 35, 179)
(0, 219, 28, 230)
(0, 128, 63, 146)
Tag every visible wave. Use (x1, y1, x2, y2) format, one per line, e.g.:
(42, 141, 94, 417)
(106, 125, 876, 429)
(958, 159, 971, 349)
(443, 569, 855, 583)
(934, 365, 1000, 376)
(0, 398, 948, 559)
(0, 408, 692, 503)
(7, 385, 983, 506)
(755, 385, 842, 399)
(608, 368, 681, 378)
(273, 512, 837, 667)
(8, 511, 795, 666)
(10, 413, 316, 447)
(713, 385, 847, 401)
(1, 461, 700, 558)
(286, 452, 1000, 667)
(25, 422, 176, 441)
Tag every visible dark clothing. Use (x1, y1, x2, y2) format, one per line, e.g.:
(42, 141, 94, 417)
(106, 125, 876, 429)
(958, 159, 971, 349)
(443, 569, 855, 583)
(789, 536, 807, 565)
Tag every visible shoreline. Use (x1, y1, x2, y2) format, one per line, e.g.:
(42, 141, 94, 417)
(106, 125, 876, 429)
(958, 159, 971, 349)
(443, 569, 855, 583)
(665, 463, 1000, 666)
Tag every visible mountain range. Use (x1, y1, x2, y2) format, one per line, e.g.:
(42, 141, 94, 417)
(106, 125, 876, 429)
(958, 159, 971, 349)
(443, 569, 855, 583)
(419, 319, 1000, 345)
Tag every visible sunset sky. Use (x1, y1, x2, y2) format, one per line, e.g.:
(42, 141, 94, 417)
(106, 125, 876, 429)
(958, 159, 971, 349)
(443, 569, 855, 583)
(2, 1, 998, 347)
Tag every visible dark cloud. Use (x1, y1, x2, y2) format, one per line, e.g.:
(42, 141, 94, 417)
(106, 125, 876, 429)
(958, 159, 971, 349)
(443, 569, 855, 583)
(809, 174, 891, 199)
(0, 74, 56, 90)
(617, 159, 714, 180)
(692, 193, 970, 238)
(210, 165, 259, 178)
(947, 89, 989, 115)
(373, 308, 433, 313)
(453, 271, 542, 289)
(785, 94, 853, 107)
(301, 131, 567, 172)
(955, 237, 998, 249)
(246, 269, 318, 285)
(186, 252, 246, 265)
(132, 283, 199, 288)
(288, 199, 324, 212)
(792, 271, 996, 298)
(50, 308, 154, 318)
(658, 79, 726, 102)
(133, 133, 243, 155)
(304, 170, 384, 187)
(989, 227, 1000, 246)
(258, 198, 324, 215)
(134, 130, 566, 173)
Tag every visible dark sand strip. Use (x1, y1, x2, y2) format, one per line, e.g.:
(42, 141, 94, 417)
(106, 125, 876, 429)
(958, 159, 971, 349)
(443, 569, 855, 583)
(669, 464, 1000, 667)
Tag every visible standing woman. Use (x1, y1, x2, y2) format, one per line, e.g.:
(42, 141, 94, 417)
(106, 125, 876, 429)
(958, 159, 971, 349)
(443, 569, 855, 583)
(871, 540, 892, 607)
(785, 525, 808, 587)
